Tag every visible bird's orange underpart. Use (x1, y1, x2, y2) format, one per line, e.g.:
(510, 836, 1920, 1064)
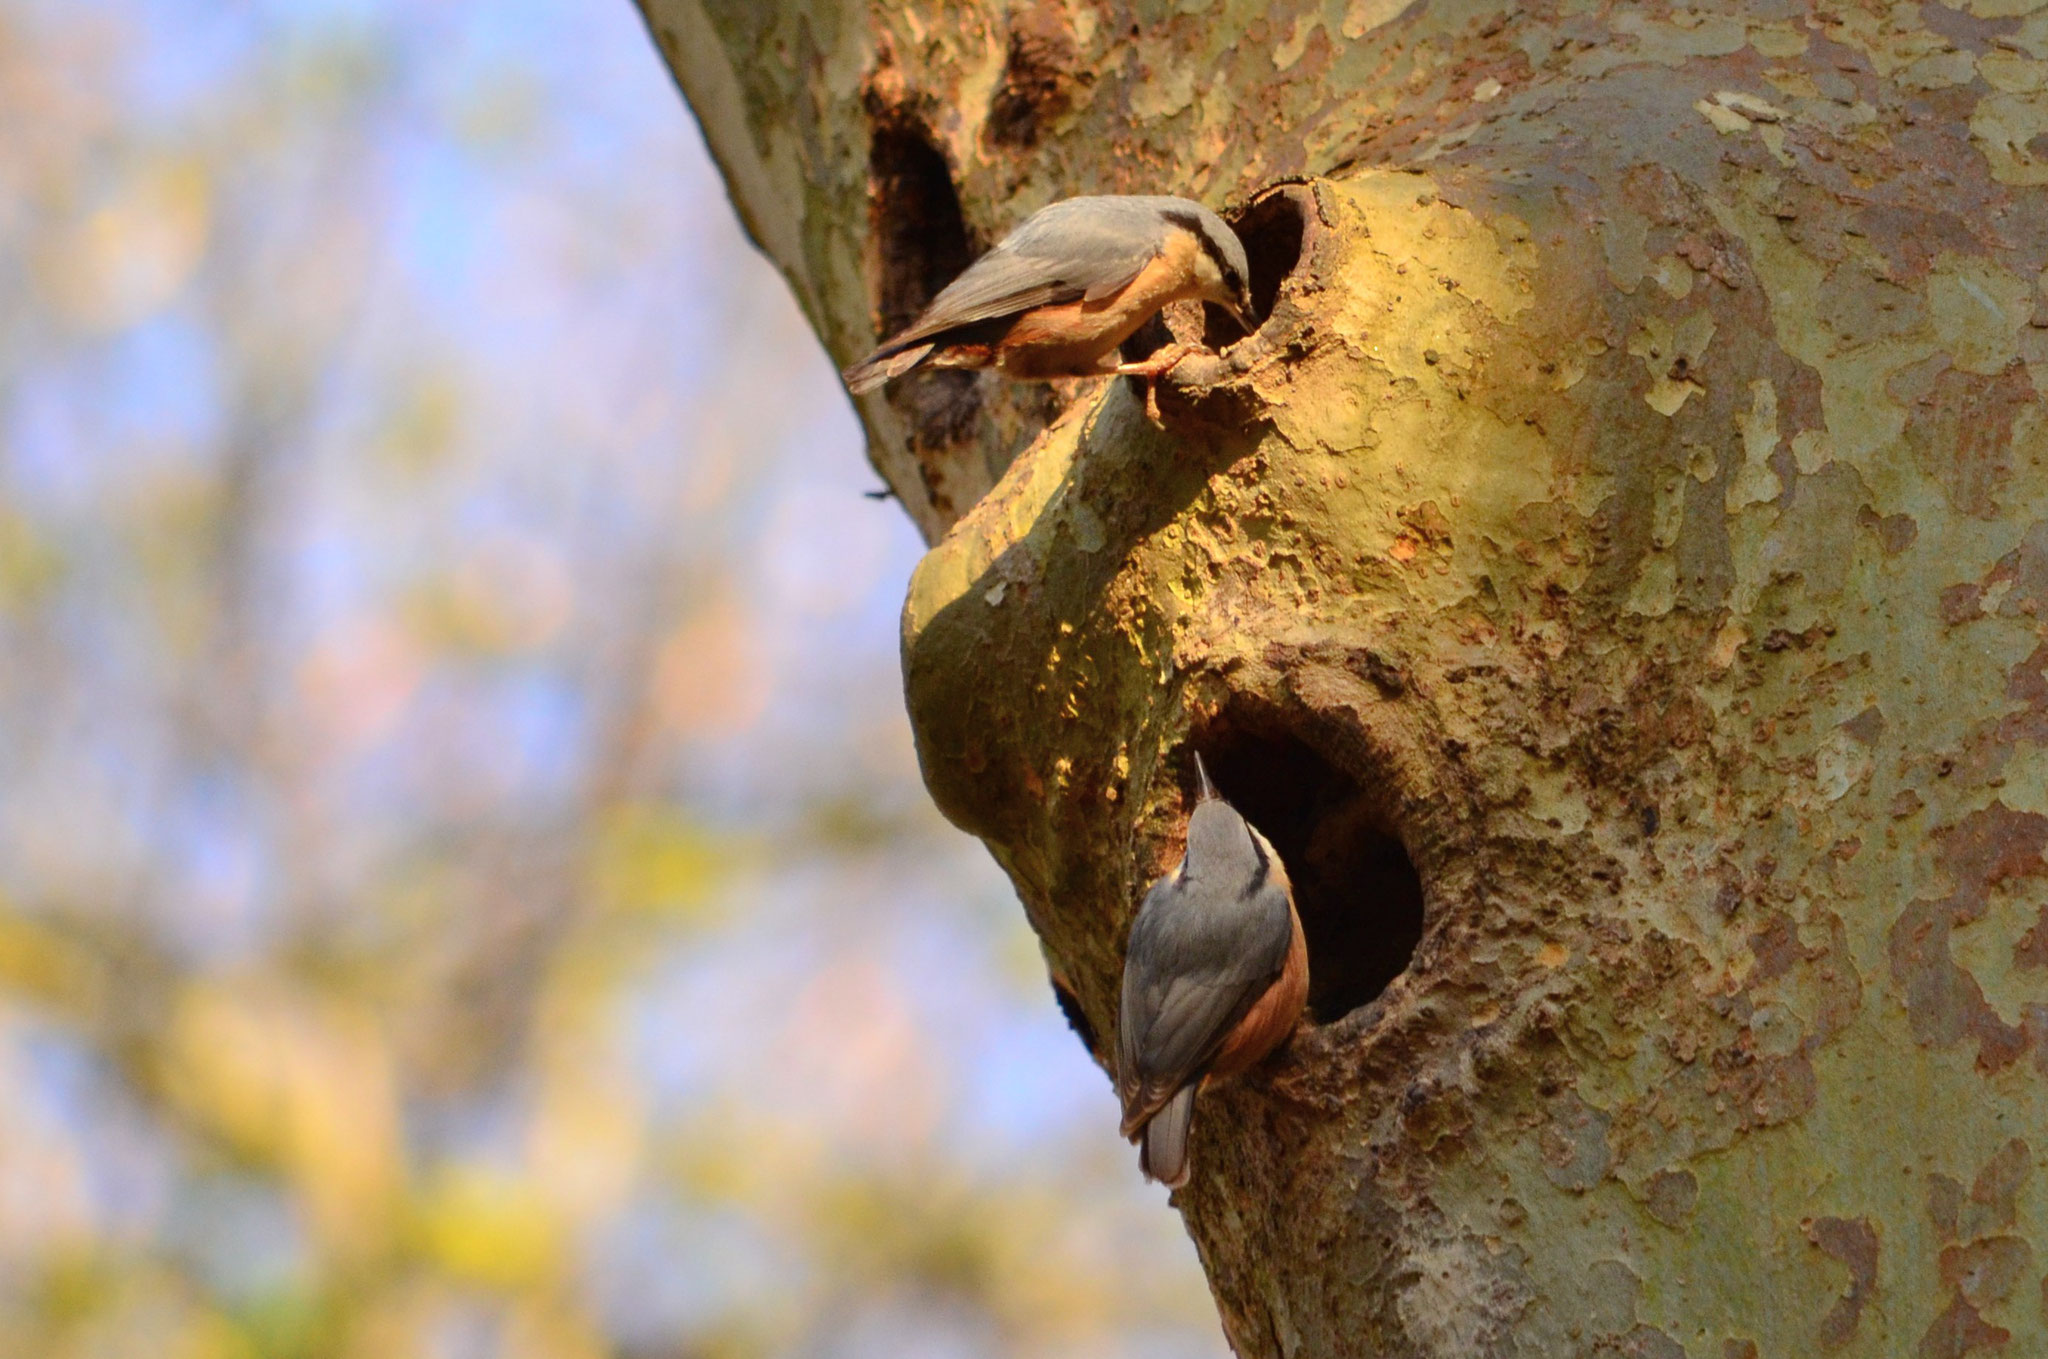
(989, 230, 1206, 380)
(1208, 896, 1309, 1080)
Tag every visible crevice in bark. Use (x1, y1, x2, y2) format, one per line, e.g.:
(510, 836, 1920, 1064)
(1050, 972, 1100, 1057)
(1197, 728, 1425, 1025)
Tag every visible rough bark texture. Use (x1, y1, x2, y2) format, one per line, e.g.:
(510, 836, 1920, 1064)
(642, 1, 2048, 1354)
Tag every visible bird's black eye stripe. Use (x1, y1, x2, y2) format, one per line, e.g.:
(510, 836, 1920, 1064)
(1240, 825, 1270, 898)
(1161, 208, 1235, 277)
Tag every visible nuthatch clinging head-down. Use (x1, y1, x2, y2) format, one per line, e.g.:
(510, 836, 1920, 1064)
(1116, 754, 1308, 1188)
(843, 194, 1257, 394)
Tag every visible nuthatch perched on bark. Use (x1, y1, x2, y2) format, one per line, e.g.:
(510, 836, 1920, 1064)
(843, 195, 1256, 394)
(1117, 755, 1307, 1188)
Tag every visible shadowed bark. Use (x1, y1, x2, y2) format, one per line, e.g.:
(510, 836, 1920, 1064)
(641, 1, 2048, 1353)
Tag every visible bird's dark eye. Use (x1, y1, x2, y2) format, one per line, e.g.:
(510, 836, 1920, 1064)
(1222, 266, 1242, 293)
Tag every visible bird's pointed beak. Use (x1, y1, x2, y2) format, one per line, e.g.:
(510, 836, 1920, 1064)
(1193, 752, 1217, 802)
(1229, 292, 1258, 335)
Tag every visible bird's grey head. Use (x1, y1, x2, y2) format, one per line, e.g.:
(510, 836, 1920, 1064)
(1180, 756, 1266, 893)
(1163, 202, 1257, 332)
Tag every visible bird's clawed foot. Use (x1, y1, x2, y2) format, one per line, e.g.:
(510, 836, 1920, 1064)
(1114, 342, 1197, 381)
(1116, 343, 1203, 424)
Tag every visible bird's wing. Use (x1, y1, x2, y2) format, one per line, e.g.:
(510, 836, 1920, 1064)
(880, 198, 1173, 349)
(1116, 872, 1293, 1133)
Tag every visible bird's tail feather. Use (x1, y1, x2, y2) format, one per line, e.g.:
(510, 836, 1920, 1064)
(842, 341, 935, 394)
(1139, 1085, 1196, 1188)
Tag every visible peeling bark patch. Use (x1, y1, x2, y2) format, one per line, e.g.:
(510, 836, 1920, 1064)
(1920, 1295, 2011, 1359)
(1643, 1168, 1697, 1226)
(1932, 1173, 1968, 1242)
(1966, 1140, 2030, 1239)
(1943, 1237, 2037, 1311)
(1584, 1257, 1644, 1336)
(1858, 505, 1919, 556)
(1943, 523, 2048, 631)
(1540, 1092, 1612, 1191)
(1906, 361, 2035, 521)
(2017, 908, 2048, 970)
(1594, 1327, 1687, 1359)
(1841, 704, 1886, 746)
(1392, 1234, 1534, 1358)
(1717, 1047, 1817, 1129)
(1922, 1142, 2034, 1356)
(1749, 911, 1814, 983)
(1888, 805, 2048, 1072)
(1805, 1216, 1878, 1349)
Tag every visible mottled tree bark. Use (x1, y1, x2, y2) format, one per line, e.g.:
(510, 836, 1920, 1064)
(641, 2, 2048, 1353)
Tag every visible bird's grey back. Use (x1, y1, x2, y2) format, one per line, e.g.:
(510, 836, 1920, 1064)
(894, 195, 1230, 348)
(1128, 868, 1292, 990)
(1117, 839, 1293, 1092)
(995, 195, 1200, 261)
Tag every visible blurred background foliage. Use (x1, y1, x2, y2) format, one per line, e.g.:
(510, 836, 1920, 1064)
(0, 1, 1227, 1355)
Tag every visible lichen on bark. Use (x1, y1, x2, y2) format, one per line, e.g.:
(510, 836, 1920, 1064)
(643, 1, 2048, 1353)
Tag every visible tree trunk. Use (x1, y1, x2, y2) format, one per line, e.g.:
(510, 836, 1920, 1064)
(640, 1, 2048, 1353)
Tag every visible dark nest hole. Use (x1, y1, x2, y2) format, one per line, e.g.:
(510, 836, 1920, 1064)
(1200, 729, 1424, 1025)
(867, 118, 973, 333)
(865, 115, 981, 442)
(1233, 187, 1308, 324)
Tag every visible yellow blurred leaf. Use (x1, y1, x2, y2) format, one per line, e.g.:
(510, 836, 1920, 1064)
(162, 1309, 257, 1359)
(33, 1266, 256, 1359)
(124, 471, 224, 654)
(411, 1166, 561, 1291)
(370, 372, 464, 475)
(400, 535, 572, 657)
(584, 803, 727, 921)
(499, 1299, 610, 1359)
(0, 911, 99, 1014)
(526, 949, 645, 1224)
(0, 506, 63, 617)
(158, 981, 402, 1259)
(337, 1281, 439, 1359)
(37, 158, 210, 331)
(663, 1105, 822, 1214)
